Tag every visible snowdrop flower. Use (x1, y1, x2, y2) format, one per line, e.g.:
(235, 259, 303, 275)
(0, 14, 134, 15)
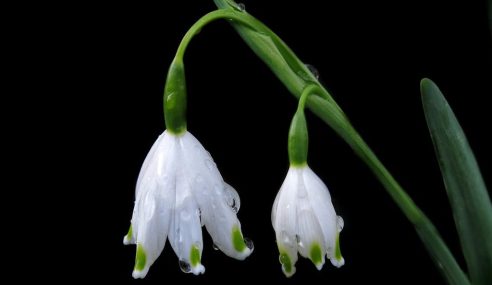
(272, 165, 344, 277)
(271, 86, 344, 277)
(124, 130, 253, 278)
(124, 59, 252, 278)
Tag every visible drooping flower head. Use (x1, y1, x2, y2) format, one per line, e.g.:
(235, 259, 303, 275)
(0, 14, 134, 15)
(124, 59, 252, 278)
(271, 87, 344, 277)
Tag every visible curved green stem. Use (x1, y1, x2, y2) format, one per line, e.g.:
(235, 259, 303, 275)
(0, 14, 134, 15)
(297, 84, 322, 111)
(288, 85, 322, 166)
(175, 9, 256, 61)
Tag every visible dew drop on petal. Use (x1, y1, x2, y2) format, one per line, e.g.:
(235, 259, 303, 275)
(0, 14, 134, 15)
(179, 259, 191, 273)
(196, 208, 205, 226)
(244, 237, 254, 250)
(224, 183, 241, 212)
(281, 231, 293, 246)
(278, 254, 288, 264)
(296, 235, 305, 249)
(229, 200, 239, 213)
(337, 216, 344, 232)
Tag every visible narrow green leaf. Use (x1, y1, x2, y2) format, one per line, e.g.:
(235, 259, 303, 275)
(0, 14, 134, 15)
(415, 216, 471, 285)
(421, 78, 492, 285)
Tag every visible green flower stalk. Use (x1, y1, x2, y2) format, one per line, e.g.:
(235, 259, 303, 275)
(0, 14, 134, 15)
(163, 58, 187, 135)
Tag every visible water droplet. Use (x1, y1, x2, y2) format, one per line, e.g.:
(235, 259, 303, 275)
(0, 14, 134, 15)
(224, 183, 241, 212)
(296, 235, 304, 248)
(179, 259, 191, 273)
(197, 208, 205, 226)
(231, 199, 239, 213)
(306, 64, 319, 79)
(196, 208, 203, 220)
(281, 231, 292, 245)
(212, 243, 219, 251)
(279, 253, 289, 265)
(236, 3, 246, 11)
(244, 238, 254, 250)
(337, 216, 344, 232)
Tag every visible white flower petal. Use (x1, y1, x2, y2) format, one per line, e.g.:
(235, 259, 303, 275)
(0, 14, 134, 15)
(302, 167, 339, 261)
(130, 131, 177, 278)
(199, 182, 251, 259)
(131, 131, 175, 241)
(168, 153, 205, 275)
(132, 181, 175, 279)
(272, 168, 301, 277)
(223, 182, 240, 213)
(123, 225, 135, 245)
(180, 132, 252, 259)
(296, 208, 326, 269)
(135, 131, 175, 201)
(271, 188, 280, 227)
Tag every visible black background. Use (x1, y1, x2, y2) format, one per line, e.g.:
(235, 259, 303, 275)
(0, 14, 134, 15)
(42, 0, 492, 284)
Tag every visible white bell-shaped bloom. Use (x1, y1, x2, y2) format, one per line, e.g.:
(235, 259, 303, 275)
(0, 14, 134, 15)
(124, 130, 253, 278)
(272, 165, 344, 277)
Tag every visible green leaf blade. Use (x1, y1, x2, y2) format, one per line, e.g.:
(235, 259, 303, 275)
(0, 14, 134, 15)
(421, 78, 492, 285)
